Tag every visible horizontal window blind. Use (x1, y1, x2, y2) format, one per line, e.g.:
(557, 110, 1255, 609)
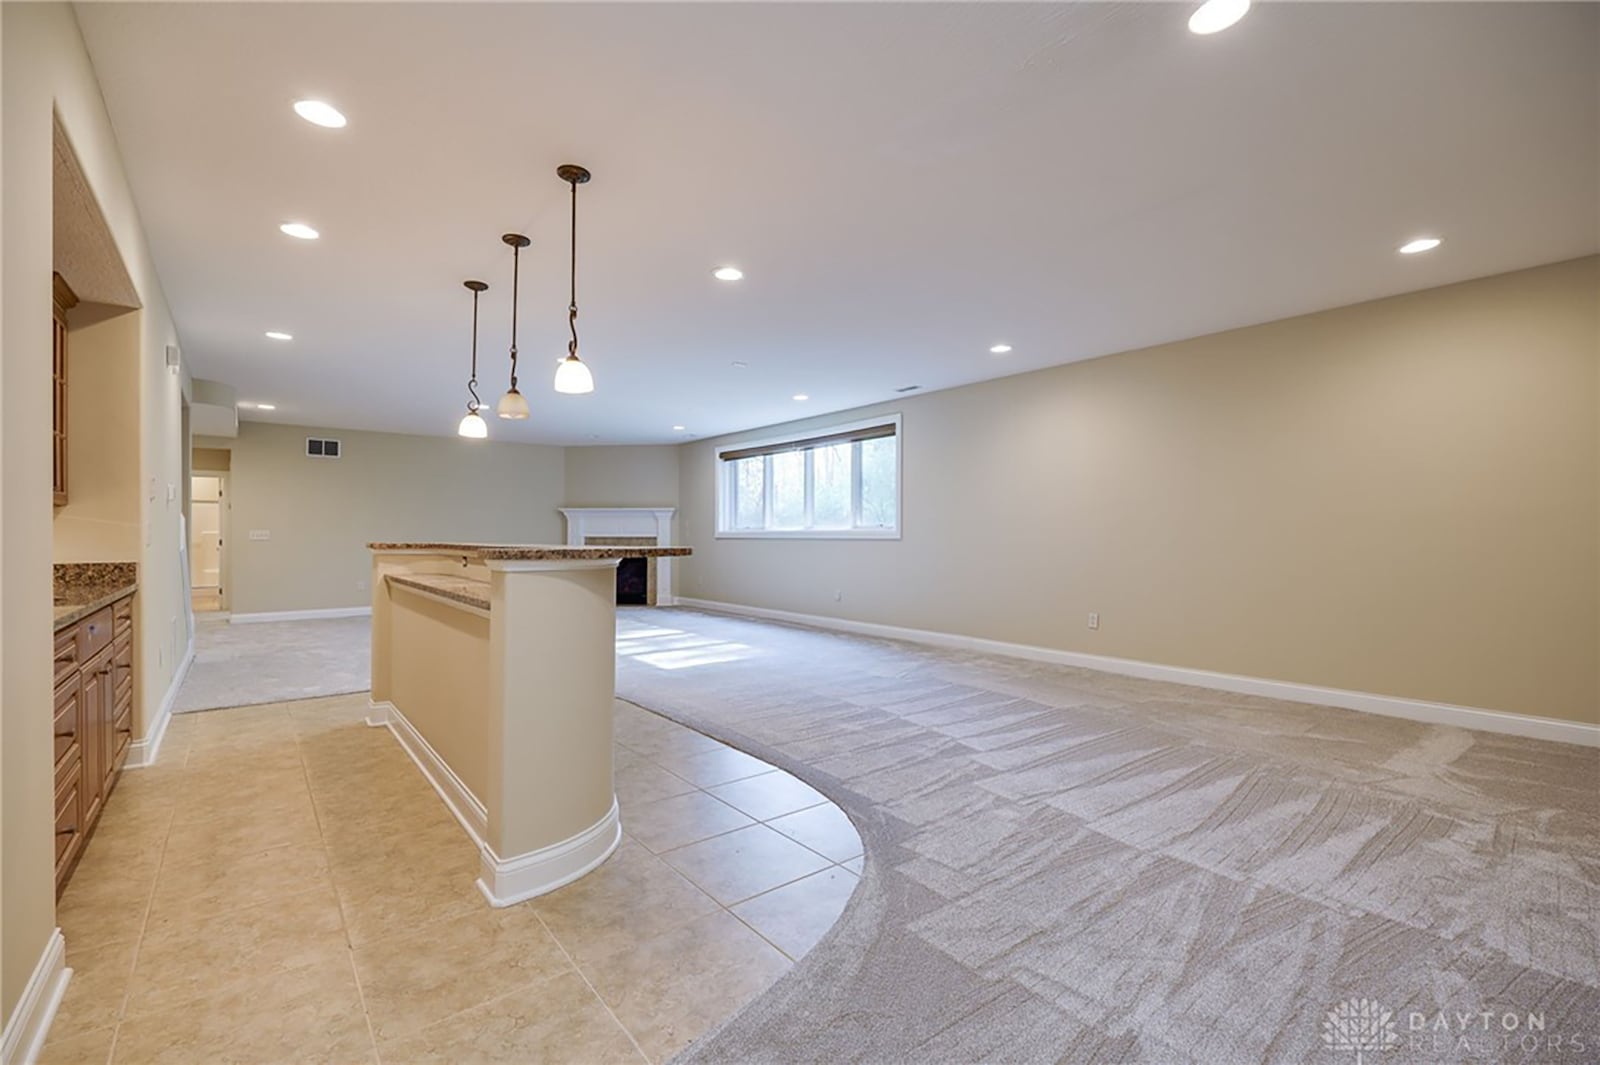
(719, 422, 896, 462)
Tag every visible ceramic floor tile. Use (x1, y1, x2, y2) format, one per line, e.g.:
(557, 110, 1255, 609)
(732, 867, 859, 960)
(842, 854, 865, 875)
(352, 902, 572, 1041)
(127, 883, 349, 1017)
(660, 824, 832, 905)
(332, 863, 484, 948)
(533, 841, 720, 965)
(620, 790, 754, 854)
(112, 954, 374, 1065)
(614, 750, 699, 807)
(577, 909, 791, 1063)
(707, 771, 828, 821)
(161, 795, 322, 865)
(145, 841, 332, 924)
(616, 723, 726, 762)
(52, 937, 138, 1034)
(653, 746, 775, 788)
(35, 1022, 114, 1065)
(375, 969, 643, 1065)
(767, 801, 864, 862)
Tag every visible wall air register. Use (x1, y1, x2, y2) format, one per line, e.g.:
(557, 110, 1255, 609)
(305, 437, 342, 458)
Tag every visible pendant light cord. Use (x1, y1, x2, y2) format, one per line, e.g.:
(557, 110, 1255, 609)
(567, 176, 580, 359)
(509, 242, 521, 388)
(468, 287, 481, 410)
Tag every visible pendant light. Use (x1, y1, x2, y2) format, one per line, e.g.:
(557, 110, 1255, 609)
(553, 164, 595, 395)
(457, 280, 490, 438)
(496, 233, 532, 419)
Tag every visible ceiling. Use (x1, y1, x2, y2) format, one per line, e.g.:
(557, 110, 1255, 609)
(76, 2, 1598, 445)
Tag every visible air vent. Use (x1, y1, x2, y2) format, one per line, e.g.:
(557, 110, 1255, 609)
(305, 437, 341, 459)
(894, 385, 921, 393)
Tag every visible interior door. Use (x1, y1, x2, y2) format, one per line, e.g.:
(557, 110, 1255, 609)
(190, 476, 223, 591)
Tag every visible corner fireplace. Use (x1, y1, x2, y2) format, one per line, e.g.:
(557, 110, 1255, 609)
(559, 508, 677, 607)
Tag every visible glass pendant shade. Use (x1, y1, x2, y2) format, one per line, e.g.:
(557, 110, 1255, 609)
(553, 355, 594, 395)
(458, 409, 488, 438)
(496, 387, 530, 419)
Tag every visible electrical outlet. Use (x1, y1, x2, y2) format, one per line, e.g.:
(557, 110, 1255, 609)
(355, 580, 368, 592)
(249, 529, 271, 541)
(1088, 612, 1100, 630)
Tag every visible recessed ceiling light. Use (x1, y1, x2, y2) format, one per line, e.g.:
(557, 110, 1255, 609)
(672, 425, 686, 432)
(1398, 237, 1442, 255)
(1188, 0, 1250, 35)
(264, 331, 293, 341)
(793, 394, 809, 402)
(280, 222, 319, 240)
(731, 360, 748, 369)
(713, 266, 744, 282)
(292, 100, 347, 129)
(989, 343, 1012, 355)
(254, 403, 276, 411)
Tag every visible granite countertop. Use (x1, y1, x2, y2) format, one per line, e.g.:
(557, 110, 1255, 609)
(368, 543, 693, 561)
(54, 582, 137, 632)
(386, 573, 491, 612)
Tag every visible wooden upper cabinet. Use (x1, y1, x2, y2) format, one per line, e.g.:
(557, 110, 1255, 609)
(52, 273, 77, 507)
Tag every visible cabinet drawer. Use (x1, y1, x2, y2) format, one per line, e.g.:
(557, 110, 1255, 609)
(111, 726, 132, 776)
(53, 680, 80, 768)
(113, 595, 133, 635)
(53, 629, 79, 687)
(54, 766, 83, 877)
(78, 607, 113, 661)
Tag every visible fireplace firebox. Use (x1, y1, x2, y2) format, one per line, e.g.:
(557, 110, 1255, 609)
(616, 557, 648, 605)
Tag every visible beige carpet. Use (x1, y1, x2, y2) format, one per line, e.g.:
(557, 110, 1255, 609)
(614, 609, 1599, 1064)
(173, 615, 371, 713)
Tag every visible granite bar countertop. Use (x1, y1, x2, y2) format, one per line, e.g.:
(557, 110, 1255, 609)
(368, 543, 693, 561)
(387, 573, 491, 612)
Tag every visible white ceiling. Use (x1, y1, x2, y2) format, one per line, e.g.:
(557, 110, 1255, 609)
(76, 2, 1598, 445)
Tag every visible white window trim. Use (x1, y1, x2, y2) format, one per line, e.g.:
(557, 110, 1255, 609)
(714, 413, 903, 541)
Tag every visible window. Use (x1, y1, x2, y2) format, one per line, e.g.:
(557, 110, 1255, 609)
(716, 416, 901, 538)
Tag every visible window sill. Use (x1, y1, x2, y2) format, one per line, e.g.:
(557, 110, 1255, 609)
(714, 529, 901, 541)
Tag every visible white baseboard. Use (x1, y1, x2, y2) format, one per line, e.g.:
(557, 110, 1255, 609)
(0, 929, 69, 1065)
(365, 700, 488, 842)
(673, 598, 1600, 748)
(367, 699, 622, 907)
(476, 800, 622, 908)
(127, 634, 193, 767)
(229, 606, 372, 624)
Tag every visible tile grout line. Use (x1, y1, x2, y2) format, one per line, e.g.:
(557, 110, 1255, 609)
(531, 912, 656, 1065)
(293, 713, 386, 1065)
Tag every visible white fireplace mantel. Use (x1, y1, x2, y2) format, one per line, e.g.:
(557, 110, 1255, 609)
(559, 508, 677, 605)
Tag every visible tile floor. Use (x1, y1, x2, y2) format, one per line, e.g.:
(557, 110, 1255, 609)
(40, 693, 863, 1064)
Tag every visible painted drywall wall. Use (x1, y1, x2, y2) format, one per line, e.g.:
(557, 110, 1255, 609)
(51, 307, 141, 562)
(678, 257, 1599, 725)
(563, 445, 680, 510)
(197, 422, 565, 615)
(2, 1, 189, 1030)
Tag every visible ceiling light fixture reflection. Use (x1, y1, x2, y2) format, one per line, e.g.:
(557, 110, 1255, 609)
(265, 331, 293, 341)
(292, 100, 347, 128)
(713, 266, 744, 282)
(1188, 0, 1250, 34)
(793, 394, 809, 402)
(672, 425, 686, 432)
(255, 403, 276, 411)
(1398, 237, 1442, 255)
(279, 222, 319, 240)
(553, 164, 596, 395)
(989, 343, 1012, 354)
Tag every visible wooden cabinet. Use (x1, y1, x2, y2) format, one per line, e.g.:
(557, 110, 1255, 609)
(53, 594, 133, 895)
(52, 273, 76, 508)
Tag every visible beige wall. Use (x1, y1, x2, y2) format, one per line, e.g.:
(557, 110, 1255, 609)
(3, 2, 190, 1028)
(52, 307, 141, 561)
(563, 445, 680, 509)
(678, 257, 1599, 725)
(198, 422, 565, 615)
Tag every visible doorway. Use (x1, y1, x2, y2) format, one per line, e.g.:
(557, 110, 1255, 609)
(190, 474, 226, 612)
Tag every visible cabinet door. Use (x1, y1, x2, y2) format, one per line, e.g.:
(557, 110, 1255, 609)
(78, 650, 110, 827)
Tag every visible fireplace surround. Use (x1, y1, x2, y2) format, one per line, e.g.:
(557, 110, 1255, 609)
(559, 508, 677, 606)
